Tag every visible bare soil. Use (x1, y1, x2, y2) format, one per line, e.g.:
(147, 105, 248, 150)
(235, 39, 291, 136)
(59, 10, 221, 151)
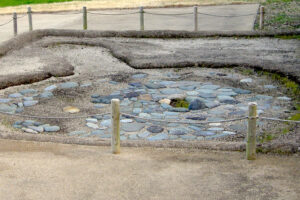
(0, 139, 299, 200)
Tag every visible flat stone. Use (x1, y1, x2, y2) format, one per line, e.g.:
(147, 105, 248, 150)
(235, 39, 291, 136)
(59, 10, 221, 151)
(125, 92, 139, 98)
(207, 117, 225, 122)
(22, 120, 35, 127)
(20, 89, 37, 95)
(0, 104, 16, 113)
(188, 125, 202, 131)
(277, 96, 291, 101)
(151, 113, 164, 119)
(205, 101, 220, 109)
(80, 82, 92, 87)
(169, 107, 189, 112)
(23, 100, 38, 107)
(200, 85, 220, 90)
(145, 82, 166, 89)
(264, 85, 277, 89)
(40, 92, 53, 98)
(160, 88, 182, 95)
(9, 93, 23, 98)
(186, 115, 207, 120)
(59, 82, 79, 89)
(222, 131, 236, 135)
(217, 91, 238, 97)
(233, 88, 251, 94)
(44, 85, 57, 91)
(69, 130, 87, 136)
(100, 119, 111, 127)
(195, 131, 216, 136)
(22, 127, 38, 134)
(139, 113, 151, 119)
(28, 126, 44, 133)
(189, 99, 207, 110)
(240, 78, 252, 83)
(122, 122, 145, 132)
(164, 111, 179, 116)
(0, 98, 11, 103)
(147, 133, 168, 141)
(100, 134, 111, 138)
(86, 118, 98, 123)
(147, 126, 164, 133)
(168, 93, 186, 100)
(129, 82, 143, 88)
(23, 97, 33, 101)
(129, 134, 139, 140)
(179, 85, 196, 91)
(198, 92, 217, 98)
(44, 126, 60, 132)
(109, 81, 118, 85)
(217, 96, 237, 104)
(180, 135, 197, 140)
(133, 108, 142, 114)
(161, 103, 173, 110)
(139, 94, 152, 101)
(186, 91, 199, 96)
(169, 127, 189, 135)
(138, 131, 151, 138)
(132, 73, 148, 79)
(159, 81, 176, 86)
(90, 130, 104, 135)
(121, 119, 133, 123)
(208, 127, 224, 131)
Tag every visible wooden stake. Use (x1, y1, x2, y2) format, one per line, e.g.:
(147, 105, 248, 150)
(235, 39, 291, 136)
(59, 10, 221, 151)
(13, 12, 17, 36)
(246, 102, 257, 160)
(111, 99, 120, 154)
(194, 6, 198, 31)
(28, 7, 33, 31)
(83, 6, 87, 30)
(259, 6, 264, 30)
(140, 7, 144, 31)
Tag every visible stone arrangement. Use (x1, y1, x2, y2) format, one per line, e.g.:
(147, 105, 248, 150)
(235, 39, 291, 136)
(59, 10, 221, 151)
(0, 72, 292, 142)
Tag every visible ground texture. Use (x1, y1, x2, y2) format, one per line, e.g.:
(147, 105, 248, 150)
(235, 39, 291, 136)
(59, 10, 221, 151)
(0, 139, 299, 200)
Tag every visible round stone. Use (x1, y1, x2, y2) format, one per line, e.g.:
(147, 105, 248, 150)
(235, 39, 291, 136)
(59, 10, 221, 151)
(147, 126, 164, 133)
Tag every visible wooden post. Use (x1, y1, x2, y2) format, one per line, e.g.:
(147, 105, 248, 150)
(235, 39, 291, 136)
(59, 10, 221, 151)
(13, 12, 17, 36)
(140, 6, 144, 31)
(27, 7, 33, 31)
(194, 6, 198, 31)
(83, 6, 87, 30)
(111, 99, 120, 154)
(246, 102, 257, 160)
(259, 6, 264, 30)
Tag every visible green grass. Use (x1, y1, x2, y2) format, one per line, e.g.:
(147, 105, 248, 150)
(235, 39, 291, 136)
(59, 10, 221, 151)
(0, 0, 84, 7)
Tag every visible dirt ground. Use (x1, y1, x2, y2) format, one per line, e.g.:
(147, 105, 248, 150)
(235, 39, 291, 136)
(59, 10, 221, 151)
(0, 139, 299, 200)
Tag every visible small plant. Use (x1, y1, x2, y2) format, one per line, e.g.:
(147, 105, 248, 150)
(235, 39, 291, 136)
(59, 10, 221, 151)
(170, 99, 189, 108)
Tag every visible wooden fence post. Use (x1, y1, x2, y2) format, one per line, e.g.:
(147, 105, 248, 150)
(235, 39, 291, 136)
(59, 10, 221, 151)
(246, 102, 257, 160)
(13, 12, 17, 36)
(83, 6, 87, 30)
(140, 7, 144, 31)
(111, 99, 120, 154)
(259, 6, 264, 30)
(27, 7, 33, 31)
(194, 6, 198, 31)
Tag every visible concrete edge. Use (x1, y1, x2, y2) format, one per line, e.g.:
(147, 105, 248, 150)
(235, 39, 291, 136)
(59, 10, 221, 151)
(1, 29, 299, 58)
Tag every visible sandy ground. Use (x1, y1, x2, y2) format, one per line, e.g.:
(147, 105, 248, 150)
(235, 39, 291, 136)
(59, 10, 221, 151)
(0, 4, 259, 44)
(0, 0, 262, 14)
(0, 139, 299, 200)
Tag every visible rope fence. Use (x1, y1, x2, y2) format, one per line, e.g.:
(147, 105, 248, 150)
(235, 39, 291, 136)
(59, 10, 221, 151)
(0, 5, 268, 34)
(0, 99, 299, 158)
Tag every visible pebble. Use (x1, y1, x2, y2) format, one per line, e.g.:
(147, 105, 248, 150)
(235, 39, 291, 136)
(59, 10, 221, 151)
(277, 96, 291, 101)
(240, 78, 252, 83)
(121, 119, 133, 123)
(86, 118, 98, 123)
(0, 98, 11, 103)
(132, 73, 148, 79)
(40, 92, 53, 98)
(138, 131, 151, 138)
(100, 119, 111, 127)
(189, 99, 207, 110)
(44, 85, 57, 91)
(20, 89, 37, 95)
(147, 133, 168, 141)
(69, 130, 87, 136)
(60, 82, 79, 89)
(169, 127, 189, 135)
(121, 122, 145, 132)
(217, 96, 237, 104)
(180, 135, 196, 140)
(28, 126, 44, 133)
(9, 93, 23, 98)
(22, 127, 38, 134)
(195, 131, 216, 136)
(0, 104, 16, 113)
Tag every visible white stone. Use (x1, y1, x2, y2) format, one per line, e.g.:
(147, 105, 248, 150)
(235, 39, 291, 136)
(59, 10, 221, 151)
(159, 99, 171, 105)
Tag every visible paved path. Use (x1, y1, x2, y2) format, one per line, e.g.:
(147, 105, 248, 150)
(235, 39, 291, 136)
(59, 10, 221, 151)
(0, 4, 259, 44)
(0, 139, 299, 200)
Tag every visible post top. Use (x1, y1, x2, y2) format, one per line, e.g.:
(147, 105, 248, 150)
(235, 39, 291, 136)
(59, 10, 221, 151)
(248, 102, 257, 106)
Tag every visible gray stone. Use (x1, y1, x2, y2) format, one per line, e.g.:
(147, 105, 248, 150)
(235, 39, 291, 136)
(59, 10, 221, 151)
(0, 98, 11, 103)
(186, 115, 207, 120)
(147, 126, 164, 133)
(200, 85, 220, 90)
(208, 127, 224, 131)
(169, 127, 189, 135)
(205, 101, 220, 109)
(80, 82, 92, 87)
(86, 118, 98, 123)
(20, 89, 37, 95)
(60, 82, 79, 89)
(132, 73, 148, 79)
(44, 126, 60, 132)
(147, 133, 168, 141)
(189, 99, 207, 110)
(121, 122, 145, 132)
(145, 82, 166, 89)
(9, 93, 23, 98)
(222, 131, 236, 135)
(100, 119, 111, 127)
(233, 88, 251, 94)
(139, 113, 151, 119)
(188, 125, 202, 131)
(44, 85, 57, 91)
(179, 85, 196, 91)
(277, 96, 291, 101)
(100, 134, 111, 138)
(138, 131, 151, 138)
(186, 91, 199, 96)
(90, 130, 104, 135)
(23, 100, 38, 107)
(40, 92, 53, 98)
(121, 119, 133, 123)
(133, 108, 142, 114)
(151, 113, 165, 119)
(129, 134, 138, 140)
(264, 85, 277, 89)
(169, 107, 189, 112)
(23, 97, 34, 101)
(240, 78, 252, 83)
(69, 130, 87, 136)
(0, 104, 16, 113)
(195, 131, 216, 136)
(22, 127, 38, 134)
(129, 82, 143, 88)
(217, 96, 237, 104)
(28, 126, 44, 133)
(181, 135, 197, 140)
(160, 88, 182, 95)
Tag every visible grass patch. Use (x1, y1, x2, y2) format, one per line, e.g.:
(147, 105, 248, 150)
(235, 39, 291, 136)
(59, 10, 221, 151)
(0, 0, 86, 7)
(170, 99, 189, 108)
(275, 35, 300, 40)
